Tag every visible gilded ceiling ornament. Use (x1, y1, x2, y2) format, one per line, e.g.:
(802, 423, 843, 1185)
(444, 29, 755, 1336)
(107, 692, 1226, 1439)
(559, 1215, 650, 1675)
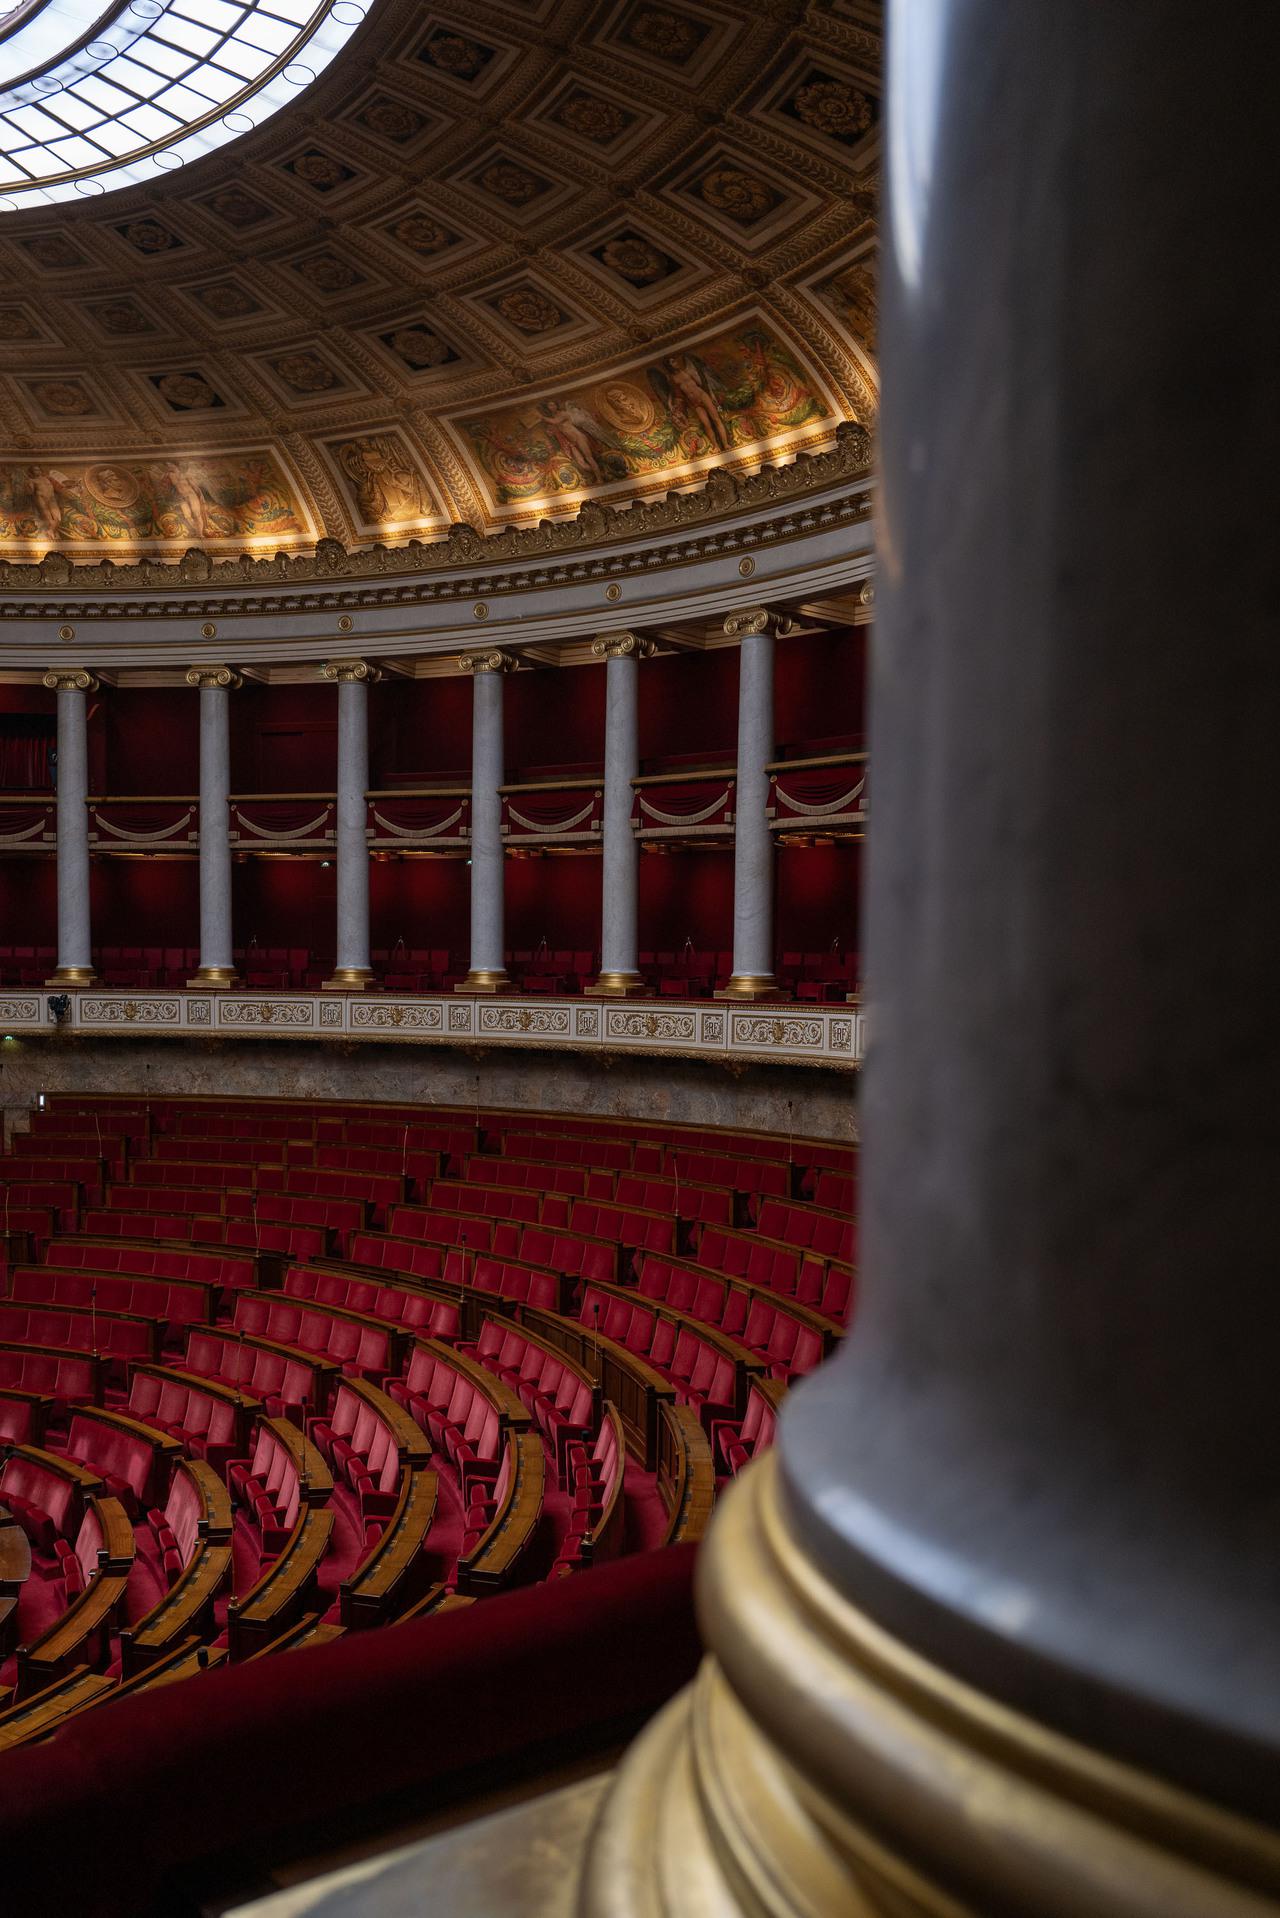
(699, 167, 776, 224)
(476, 159, 544, 206)
(32, 382, 93, 416)
(0, 308, 39, 341)
(420, 30, 490, 80)
(355, 97, 424, 144)
(286, 150, 354, 192)
(495, 287, 564, 333)
(88, 301, 154, 336)
(385, 326, 454, 370)
(597, 235, 671, 284)
(553, 92, 630, 142)
(118, 220, 181, 255)
(386, 212, 454, 255)
(623, 8, 701, 60)
(791, 78, 875, 142)
(272, 353, 339, 395)
(20, 234, 84, 270)
(293, 253, 363, 294)
(194, 283, 260, 320)
(155, 372, 219, 411)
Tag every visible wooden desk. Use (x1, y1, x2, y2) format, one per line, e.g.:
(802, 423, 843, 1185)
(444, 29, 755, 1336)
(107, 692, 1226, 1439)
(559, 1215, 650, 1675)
(0, 1507, 31, 1593)
(340, 1466, 438, 1629)
(119, 1542, 233, 1676)
(0, 1666, 117, 1752)
(458, 1431, 545, 1594)
(227, 1505, 334, 1659)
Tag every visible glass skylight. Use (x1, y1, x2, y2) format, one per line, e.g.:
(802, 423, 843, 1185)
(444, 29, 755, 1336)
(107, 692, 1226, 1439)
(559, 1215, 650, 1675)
(0, 0, 368, 208)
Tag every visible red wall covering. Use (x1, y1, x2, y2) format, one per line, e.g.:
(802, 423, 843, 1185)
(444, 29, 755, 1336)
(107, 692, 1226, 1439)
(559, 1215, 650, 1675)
(232, 858, 336, 965)
(506, 662, 605, 779)
(91, 856, 199, 948)
(101, 689, 198, 795)
(0, 857, 56, 949)
(506, 853, 602, 955)
(638, 847, 734, 955)
(639, 648, 739, 768)
(776, 843, 861, 963)
(370, 855, 469, 956)
(369, 675, 471, 787)
(230, 683, 336, 793)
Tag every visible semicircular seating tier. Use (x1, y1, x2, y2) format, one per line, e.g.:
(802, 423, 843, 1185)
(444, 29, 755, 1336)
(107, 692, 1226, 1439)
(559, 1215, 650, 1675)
(0, 1090, 854, 1754)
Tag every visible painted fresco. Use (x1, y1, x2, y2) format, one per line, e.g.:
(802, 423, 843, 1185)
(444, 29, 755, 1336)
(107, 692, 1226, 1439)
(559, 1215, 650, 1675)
(459, 321, 830, 506)
(0, 454, 307, 546)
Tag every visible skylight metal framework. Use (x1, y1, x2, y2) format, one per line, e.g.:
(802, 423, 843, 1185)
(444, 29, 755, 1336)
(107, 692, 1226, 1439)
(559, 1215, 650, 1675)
(0, 0, 366, 208)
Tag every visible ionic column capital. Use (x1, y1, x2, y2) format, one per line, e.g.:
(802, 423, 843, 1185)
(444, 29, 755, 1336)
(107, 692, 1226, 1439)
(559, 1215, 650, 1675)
(458, 649, 518, 675)
(591, 630, 656, 661)
(319, 658, 382, 683)
(42, 668, 97, 692)
(722, 606, 797, 642)
(185, 665, 242, 690)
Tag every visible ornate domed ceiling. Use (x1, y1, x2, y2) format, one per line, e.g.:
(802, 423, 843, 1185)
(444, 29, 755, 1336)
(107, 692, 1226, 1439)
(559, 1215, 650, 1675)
(0, 0, 879, 561)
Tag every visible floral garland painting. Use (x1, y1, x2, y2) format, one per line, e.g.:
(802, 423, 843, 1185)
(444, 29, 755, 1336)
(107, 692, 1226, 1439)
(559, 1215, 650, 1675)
(459, 321, 832, 506)
(0, 453, 308, 547)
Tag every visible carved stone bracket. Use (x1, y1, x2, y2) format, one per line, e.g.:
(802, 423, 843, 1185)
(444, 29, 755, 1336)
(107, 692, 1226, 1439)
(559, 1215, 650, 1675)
(184, 666, 242, 690)
(319, 659, 382, 683)
(591, 631, 657, 661)
(457, 650, 518, 675)
(41, 668, 97, 692)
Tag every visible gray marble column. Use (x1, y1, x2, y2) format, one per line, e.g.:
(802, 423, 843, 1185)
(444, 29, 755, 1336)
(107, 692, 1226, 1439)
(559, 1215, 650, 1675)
(587, 631, 653, 996)
(185, 666, 240, 988)
(42, 668, 96, 985)
(717, 608, 790, 999)
(319, 659, 379, 989)
(781, 0, 1280, 1827)
(457, 650, 516, 992)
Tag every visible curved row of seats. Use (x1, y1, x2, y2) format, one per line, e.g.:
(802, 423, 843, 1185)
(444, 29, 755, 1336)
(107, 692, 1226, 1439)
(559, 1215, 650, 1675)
(0, 1091, 854, 1747)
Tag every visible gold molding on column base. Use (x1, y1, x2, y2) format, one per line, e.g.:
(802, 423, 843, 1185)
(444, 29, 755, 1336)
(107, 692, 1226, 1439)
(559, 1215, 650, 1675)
(454, 970, 517, 994)
(45, 966, 95, 986)
(580, 1453, 1280, 1918)
(714, 974, 788, 1001)
(320, 968, 376, 991)
(186, 967, 237, 989)
(585, 972, 652, 998)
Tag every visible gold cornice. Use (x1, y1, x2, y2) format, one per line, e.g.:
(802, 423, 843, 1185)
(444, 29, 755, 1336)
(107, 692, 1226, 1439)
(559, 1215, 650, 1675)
(580, 1454, 1280, 1917)
(41, 669, 97, 692)
(0, 431, 873, 602)
(318, 659, 382, 683)
(184, 666, 242, 690)
(591, 631, 657, 661)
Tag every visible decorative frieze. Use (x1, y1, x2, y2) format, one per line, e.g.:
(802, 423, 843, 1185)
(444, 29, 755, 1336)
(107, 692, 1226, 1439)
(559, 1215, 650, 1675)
(14, 989, 860, 1069)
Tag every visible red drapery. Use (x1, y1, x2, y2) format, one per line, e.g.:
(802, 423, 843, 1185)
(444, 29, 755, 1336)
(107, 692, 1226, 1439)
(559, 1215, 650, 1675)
(0, 722, 54, 790)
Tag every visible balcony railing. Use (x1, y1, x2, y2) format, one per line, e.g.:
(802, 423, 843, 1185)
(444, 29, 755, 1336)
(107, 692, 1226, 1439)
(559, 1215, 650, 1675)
(768, 752, 867, 837)
(365, 788, 470, 853)
(501, 778, 602, 848)
(631, 768, 736, 843)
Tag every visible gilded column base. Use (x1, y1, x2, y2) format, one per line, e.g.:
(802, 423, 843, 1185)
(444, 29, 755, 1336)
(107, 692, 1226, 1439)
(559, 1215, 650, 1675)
(187, 967, 237, 990)
(45, 967, 95, 987)
(321, 968, 376, 991)
(585, 973, 652, 998)
(578, 1454, 1280, 1918)
(714, 974, 787, 1001)
(455, 971, 516, 994)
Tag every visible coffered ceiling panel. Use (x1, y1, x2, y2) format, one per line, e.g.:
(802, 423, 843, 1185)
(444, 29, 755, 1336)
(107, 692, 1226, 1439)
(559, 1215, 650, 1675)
(0, 0, 880, 560)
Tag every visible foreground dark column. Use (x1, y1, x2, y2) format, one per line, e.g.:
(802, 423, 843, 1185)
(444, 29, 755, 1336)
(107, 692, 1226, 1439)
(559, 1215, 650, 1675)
(582, 6, 1280, 1913)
